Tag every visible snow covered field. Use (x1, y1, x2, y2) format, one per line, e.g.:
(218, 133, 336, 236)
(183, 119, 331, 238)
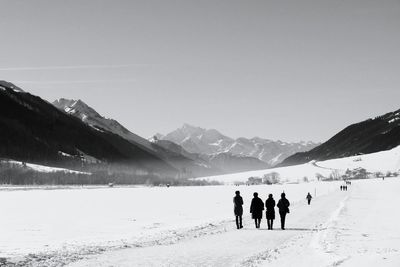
(65, 178, 400, 267)
(1, 181, 340, 265)
(1, 147, 399, 266)
(203, 145, 400, 184)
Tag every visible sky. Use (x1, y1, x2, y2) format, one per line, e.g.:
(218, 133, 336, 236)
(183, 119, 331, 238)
(0, 0, 399, 142)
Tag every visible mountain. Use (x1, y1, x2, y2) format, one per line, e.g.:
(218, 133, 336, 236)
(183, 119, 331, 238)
(0, 81, 176, 175)
(53, 98, 217, 177)
(53, 98, 154, 150)
(157, 124, 319, 166)
(280, 108, 400, 166)
(0, 80, 24, 92)
(53, 100, 270, 175)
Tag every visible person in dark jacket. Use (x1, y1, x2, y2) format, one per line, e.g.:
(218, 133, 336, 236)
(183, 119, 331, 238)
(250, 192, 264, 228)
(277, 192, 290, 230)
(233, 191, 244, 229)
(306, 192, 312, 205)
(265, 194, 275, 230)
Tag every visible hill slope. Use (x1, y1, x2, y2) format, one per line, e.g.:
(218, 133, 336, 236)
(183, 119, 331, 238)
(53, 98, 217, 177)
(0, 82, 175, 175)
(281, 108, 400, 166)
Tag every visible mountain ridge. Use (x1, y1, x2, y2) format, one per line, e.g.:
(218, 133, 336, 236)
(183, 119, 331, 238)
(156, 123, 319, 166)
(280, 108, 400, 166)
(53, 99, 271, 175)
(0, 83, 177, 176)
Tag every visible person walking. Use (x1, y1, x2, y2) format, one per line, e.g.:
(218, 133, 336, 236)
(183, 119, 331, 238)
(306, 192, 312, 205)
(250, 192, 264, 229)
(233, 191, 243, 229)
(277, 193, 290, 230)
(265, 194, 276, 230)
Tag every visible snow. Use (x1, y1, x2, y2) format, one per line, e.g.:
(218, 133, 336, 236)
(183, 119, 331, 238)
(54, 98, 159, 153)
(2, 178, 400, 266)
(58, 151, 74, 158)
(160, 124, 318, 165)
(258, 178, 400, 267)
(317, 145, 400, 173)
(0, 182, 341, 265)
(66, 178, 400, 267)
(201, 145, 400, 184)
(199, 162, 333, 184)
(2, 147, 400, 266)
(2, 160, 90, 174)
(268, 153, 283, 165)
(0, 81, 24, 92)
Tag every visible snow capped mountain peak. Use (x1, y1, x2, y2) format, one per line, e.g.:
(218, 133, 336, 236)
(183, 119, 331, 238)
(0, 81, 24, 92)
(53, 98, 102, 121)
(180, 123, 205, 136)
(157, 124, 319, 166)
(53, 98, 155, 150)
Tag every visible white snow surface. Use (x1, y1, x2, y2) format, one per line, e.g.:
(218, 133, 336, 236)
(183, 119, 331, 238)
(1, 182, 340, 265)
(202, 145, 400, 184)
(2, 160, 90, 175)
(68, 178, 400, 267)
(1, 147, 400, 266)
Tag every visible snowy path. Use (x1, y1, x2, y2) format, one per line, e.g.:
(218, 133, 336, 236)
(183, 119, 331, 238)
(69, 189, 348, 267)
(69, 179, 400, 266)
(261, 178, 400, 267)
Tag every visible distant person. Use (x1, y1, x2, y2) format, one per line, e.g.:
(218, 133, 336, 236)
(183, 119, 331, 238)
(250, 192, 264, 228)
(306, 192, 312, 205)
(233, 191, 244, 229)
(340, 185, 343, 191)
(265, 194, 276, 230)
(277, 193, 290, 230)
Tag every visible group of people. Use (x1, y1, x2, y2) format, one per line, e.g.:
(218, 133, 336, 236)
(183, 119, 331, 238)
(340, 185, 348, 191)
(233, 191, 310, 230)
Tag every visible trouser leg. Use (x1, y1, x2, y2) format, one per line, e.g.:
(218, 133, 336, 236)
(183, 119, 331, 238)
(239, 216, 242, 228)
(271, 219, 273, 230)
(280, 213, 286, 229)
(267, 219, 271, 229)
(235, 216, 239, 229)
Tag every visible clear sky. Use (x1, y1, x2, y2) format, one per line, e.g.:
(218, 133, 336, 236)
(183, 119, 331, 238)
(0, 0, 399, 142)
